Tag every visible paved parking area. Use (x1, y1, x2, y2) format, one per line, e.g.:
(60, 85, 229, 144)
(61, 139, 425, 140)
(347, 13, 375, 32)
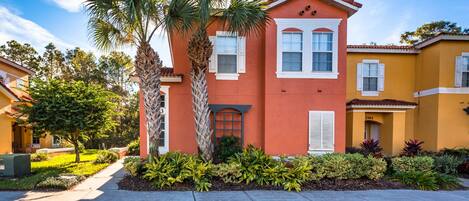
(1, 160, 468, 201)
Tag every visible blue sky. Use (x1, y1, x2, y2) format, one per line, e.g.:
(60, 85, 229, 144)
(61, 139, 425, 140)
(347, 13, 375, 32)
(0, 0, 468, 67)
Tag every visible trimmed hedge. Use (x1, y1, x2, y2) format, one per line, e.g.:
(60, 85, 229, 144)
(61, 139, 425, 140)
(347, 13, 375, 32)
(391, 156, 433, 173)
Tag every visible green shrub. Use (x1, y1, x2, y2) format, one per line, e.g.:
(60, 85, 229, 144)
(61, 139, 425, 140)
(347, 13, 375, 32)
(401, 139, 424, 157)
(213, 163, 243, 184)
(30, 153, 48, 162)
(439, 148, 469, 158)
(214, 136, 242, 163)
(127, 139, 140, 156)
(392, 156, 433, 173)
(433, 155, 464, 175)
(228, 145, 275, 185)
(434, 173, 461, 190)
(316, 154, 351, 180)
(143, 152, 212, 192)
(123, 157, 144, 177)
(36, 175, 84, 190)
(393, 171, 439, 190)
(94, 150, 118, 164)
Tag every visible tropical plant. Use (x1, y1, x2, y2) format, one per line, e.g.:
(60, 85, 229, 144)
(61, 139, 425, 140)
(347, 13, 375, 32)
(392, 170, 439, 191)
(165, 0, 270, 161)
(94, 150, 119, 164)
(401, 139, 424, 157)
(86, 0, 166, 158)
(127, 139, 140, 156)
(228, 145, 275, 184)
(360, 139, 383, 157)
(124, 157, 144, 177)
(214, 136, 242, 163)
(20, 79, 118, 162)
(392, 156, 434, 173)
(432, 155, 464, 175)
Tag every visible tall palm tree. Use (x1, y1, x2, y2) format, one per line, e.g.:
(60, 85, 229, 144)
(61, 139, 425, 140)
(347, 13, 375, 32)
(85, 0, 166, 157)
(166, 0, 269, 161)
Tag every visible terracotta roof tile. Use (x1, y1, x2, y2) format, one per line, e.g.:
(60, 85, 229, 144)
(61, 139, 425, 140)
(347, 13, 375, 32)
(347, 45, 415, 50)
(347, 99, 417, 106)
(161, 67, 183, 77)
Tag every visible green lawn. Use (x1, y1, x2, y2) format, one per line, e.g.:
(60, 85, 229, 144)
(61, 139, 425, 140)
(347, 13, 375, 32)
(0, 150, 110, 190)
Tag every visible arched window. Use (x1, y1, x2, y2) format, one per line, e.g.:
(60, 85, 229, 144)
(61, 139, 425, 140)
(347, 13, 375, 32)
(282, 28, 303, 72)
(209, 104, 251, 145)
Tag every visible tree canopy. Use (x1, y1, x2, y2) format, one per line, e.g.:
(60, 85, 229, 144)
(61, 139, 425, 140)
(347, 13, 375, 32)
(21, 79, 118, 162)
(400, 21, 469, 45)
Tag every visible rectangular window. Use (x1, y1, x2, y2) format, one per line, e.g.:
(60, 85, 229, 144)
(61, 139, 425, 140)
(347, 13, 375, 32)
(309, 111, 334, 152)
(312, 32, 333, 72)
(216, 36, 237, 74)
(282, 32, 302, 72)
(52, 136, 60, 145)
(32, 137, 40, 145)
(16, 79, 25, 89)
(363, 63, 379, 91)
(463, 56, 469, 87)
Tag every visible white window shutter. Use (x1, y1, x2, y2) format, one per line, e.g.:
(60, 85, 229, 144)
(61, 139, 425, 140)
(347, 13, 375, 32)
(455, 56, 463, 87)
(356, 63, 363, 91)
(209, 36, 217, 73)
(322, 112, 334, 151)
(309, 112, 321, 151)
(237, 36, 246, 73)
(378, 63, 385, 91)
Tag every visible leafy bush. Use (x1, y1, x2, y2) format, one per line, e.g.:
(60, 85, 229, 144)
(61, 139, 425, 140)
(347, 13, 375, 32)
(439, 148, 469, 159)
(143, 152, 212, 191)
(30, 153, 48, 162)
(123, 157, 144, 177)
(434, 173, 461, 190)
(228, 145, 275, 185)
(458, 161, 469, 175)
(401, 139, 424, 157)
(94, 150, 118, 164)
(393, 171, 439, 190)
(262, 157, 314, 191)
(311, 154, 386, 181)
(214, 136, 242, 163)
(360, 139, 383, 157)
(345, 147, 364, 155)
(392, 156, 433, 173)
(213, 163, 243, 184)
(432, 155, 464, 175)
(316, 154, 351, 180)
(36, 175, 84, 190)
(127, 139, 140, 156)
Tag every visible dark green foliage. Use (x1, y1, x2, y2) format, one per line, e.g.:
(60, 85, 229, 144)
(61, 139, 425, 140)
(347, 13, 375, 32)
(35, 175, 84, 190)
(127, 139, 140, 156)
(94, 150, 119, 164)
(401, 139, 424, 157)
(400, 21, 469, 45)
(143, 152, 212, 192)
(440, 148, 469, 159)
(393, 171, 439, 190)
(30, 153, 48, 162)
(432, 155, 464, 175)
(214, 136, 242, 163)
(435, 173, 461, 190)
(123, 157, 144, 177)
(21, 79, 118, 162)
(360, 139, 383, 157)
(457, 162, 469, 175)
(228, 145, 275, 185)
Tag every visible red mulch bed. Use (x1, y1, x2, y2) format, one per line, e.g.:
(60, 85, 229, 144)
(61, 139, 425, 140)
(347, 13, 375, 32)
(118, 175, 409, 191)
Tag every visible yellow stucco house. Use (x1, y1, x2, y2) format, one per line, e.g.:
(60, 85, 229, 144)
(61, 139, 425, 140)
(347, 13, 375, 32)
(346, 33, 469, 155)
(0, 57, 60, 154)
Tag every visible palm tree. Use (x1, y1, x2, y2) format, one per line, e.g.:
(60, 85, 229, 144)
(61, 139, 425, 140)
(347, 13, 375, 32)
(85, 0, 166, 157)
(166, 0, 269, 161)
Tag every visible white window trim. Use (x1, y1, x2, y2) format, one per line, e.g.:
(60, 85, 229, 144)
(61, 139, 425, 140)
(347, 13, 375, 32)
(308, 111, 335, 154)
(275, 18, 341, 79)
(281, 31, 303, 72)
(357, 59, 384, 96)
(52, 136, 60, 147)
(146, 85, 170, 154)
(456, 53, 469, 88)
(209, 31, 246, 80)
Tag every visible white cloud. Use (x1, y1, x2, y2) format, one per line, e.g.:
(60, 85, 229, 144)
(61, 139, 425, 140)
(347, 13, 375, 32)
(0, 6, 74, 50)
(50, 0, 86, 13)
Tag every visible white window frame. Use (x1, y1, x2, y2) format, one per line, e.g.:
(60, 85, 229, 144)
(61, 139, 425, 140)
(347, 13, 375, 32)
(275, 18, 341, 79)
(312, 32, 333, 72)
(146, 85, 170, 154)
(456, 53, 469, 88)
(281, 31, 303, 72)
(209, 31, 246, 80)
(357, 59, 384, 96)
(16, 78, 25, 89)
(308, 111, 335, 154)
(52, 136, 61, 147)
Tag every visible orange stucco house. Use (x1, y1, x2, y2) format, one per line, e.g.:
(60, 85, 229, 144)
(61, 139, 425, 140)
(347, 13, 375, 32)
(139, 0, 363, 157)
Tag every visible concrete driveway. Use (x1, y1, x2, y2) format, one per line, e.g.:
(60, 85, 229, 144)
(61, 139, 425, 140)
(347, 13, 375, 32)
(1, 160, 468, 201)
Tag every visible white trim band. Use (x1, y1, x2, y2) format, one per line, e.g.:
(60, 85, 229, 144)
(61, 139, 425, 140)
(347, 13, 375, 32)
(347, 48, 420, 54)
(414, 87, 469, 97)
(347, 105, 416, 109)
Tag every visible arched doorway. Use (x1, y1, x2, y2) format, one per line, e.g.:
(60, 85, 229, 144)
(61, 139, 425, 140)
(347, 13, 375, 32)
(365, 121, 381, 141)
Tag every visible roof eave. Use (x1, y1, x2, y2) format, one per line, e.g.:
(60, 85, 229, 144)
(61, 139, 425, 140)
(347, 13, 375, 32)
(0, 57, 35, 75)
(347, 48, 420, 54)
(265, 0, 360, 16)
(414, 34, 469, 49)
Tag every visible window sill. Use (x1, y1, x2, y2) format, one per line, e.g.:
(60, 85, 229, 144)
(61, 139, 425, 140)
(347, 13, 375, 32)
(361, 91, 380, 96)
(276, 72, 338, 79)
(308, 149, 334, 155)
(32, 144, 40, 148)
(215, 73, 239, 80)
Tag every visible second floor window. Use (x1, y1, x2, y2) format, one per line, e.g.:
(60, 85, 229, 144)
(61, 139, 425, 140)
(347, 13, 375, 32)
(282, 32, 303, 72)
(363, 63, 379, 91)
(216, 36, 238, 74)
(462, 56, 469, 87)
(312, 32, 333, 72)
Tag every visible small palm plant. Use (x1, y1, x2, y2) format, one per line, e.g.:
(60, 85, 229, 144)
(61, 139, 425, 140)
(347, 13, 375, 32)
(360, 139, 383, 158)
(165, 0, 270, 161)
(401, 139, 424, 157)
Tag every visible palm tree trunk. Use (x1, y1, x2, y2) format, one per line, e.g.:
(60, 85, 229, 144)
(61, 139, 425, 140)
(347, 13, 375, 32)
(135, 42, 163, 158)
(188, 29, 214, 161)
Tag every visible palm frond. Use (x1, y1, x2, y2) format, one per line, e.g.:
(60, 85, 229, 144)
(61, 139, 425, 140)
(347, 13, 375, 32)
(221, 0, 270, 36)
(164, 0, 198, 33)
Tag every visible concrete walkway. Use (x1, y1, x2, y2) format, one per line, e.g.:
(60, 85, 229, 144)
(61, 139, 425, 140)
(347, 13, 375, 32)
(1, 160, 468, 201)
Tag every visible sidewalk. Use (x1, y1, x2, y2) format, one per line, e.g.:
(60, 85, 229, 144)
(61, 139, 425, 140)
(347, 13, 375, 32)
(1, 160, 468, 201)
